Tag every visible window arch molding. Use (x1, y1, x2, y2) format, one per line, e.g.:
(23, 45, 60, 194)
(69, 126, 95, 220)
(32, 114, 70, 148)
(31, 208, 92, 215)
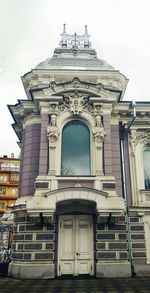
(143, 146, 150, 190)
(137, 143, 150, 190)
(129, 132, 150, 205)
(56, 111, 96, 176)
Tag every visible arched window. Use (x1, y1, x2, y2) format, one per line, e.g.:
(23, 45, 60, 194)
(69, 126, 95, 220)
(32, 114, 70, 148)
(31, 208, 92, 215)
(143, 148, 150, 189)
(61, 120, 90, 176)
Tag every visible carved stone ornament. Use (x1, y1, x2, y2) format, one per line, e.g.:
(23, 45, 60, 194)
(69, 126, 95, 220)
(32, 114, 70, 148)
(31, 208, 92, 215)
(129, 129, 150, 154)
(57, 91, 103, 117)
(47, 114, 60, 142)
(60, 91, 89, 115)
(92, 115, 105, 144)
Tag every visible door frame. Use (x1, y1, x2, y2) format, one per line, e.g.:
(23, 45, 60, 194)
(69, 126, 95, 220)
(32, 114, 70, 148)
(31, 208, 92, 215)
(57, 214, 94, 276)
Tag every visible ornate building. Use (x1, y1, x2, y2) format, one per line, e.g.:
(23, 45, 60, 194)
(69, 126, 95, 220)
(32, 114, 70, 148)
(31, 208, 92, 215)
(0, 155, 19, 216)
(8, 26, 150, 278)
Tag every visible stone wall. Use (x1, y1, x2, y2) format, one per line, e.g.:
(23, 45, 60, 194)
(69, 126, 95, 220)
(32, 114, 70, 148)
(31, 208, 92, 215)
(20, 124, 41, 196)
(95, 213, 146, 277)
(9, 210, 147, 278)
(96, 216, 128, 262)
(10, 211, 55, 278)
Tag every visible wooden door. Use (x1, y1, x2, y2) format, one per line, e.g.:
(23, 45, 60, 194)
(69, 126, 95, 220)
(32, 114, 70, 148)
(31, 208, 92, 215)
(58, 215, 93, 276)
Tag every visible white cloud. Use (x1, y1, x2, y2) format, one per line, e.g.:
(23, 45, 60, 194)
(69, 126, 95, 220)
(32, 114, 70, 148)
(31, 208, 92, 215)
(0, 0, 150, 156)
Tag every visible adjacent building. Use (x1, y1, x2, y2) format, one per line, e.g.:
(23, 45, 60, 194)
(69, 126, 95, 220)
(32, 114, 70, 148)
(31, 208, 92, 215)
(0, 155, 20, 216)
(8, 26, 150, 279)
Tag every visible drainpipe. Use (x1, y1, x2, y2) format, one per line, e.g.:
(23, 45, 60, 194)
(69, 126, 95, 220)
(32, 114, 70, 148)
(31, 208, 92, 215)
(120, 101, 136, 277)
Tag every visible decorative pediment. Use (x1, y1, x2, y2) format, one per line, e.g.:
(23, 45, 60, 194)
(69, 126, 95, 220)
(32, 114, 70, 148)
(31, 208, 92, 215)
(32, 77, 119, 103)
(26, 187, 125, 216)
(47, 77, 104, 95)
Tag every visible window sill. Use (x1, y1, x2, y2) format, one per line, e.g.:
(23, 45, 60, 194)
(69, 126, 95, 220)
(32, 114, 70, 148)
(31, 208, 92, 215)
(56, 176, 95, 181)
(140, 189, 150, 202)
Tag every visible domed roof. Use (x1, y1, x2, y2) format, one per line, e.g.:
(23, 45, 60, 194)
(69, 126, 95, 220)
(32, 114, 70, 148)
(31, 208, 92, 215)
(36, 25, 114, 71)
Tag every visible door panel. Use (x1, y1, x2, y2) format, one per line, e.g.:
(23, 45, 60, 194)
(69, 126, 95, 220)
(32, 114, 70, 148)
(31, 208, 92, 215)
(59, 217, 75, 274)
(58, 215, 93, 276)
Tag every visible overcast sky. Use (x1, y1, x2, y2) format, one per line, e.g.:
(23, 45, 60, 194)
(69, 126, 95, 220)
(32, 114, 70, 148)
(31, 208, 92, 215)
(0, 0, 150, 157)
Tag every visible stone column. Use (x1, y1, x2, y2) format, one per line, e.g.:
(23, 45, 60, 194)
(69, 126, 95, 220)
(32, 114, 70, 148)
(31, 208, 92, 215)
(103, 114, 113, 176)
(93, 115, 105, 175)
(20, 122, 41, 197)
(39, 113, 49, 176)
(47, 114, 60, 176)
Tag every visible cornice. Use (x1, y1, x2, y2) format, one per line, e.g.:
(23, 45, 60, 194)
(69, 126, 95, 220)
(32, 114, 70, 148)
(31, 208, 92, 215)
(23, 115, 41, 128)
(22, 69, 128, 100)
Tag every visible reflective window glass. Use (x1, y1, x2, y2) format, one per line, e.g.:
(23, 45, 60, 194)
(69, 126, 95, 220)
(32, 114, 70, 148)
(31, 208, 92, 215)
(143, 148, 150, 189)
(61, 120, 90, 176)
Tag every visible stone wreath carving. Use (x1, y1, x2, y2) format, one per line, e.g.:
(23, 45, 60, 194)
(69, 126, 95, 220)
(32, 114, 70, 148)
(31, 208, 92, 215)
(47, 114, 60, 142)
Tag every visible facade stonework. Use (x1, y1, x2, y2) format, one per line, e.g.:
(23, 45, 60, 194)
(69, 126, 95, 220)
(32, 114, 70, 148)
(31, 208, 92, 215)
(8, 27, 150, 278)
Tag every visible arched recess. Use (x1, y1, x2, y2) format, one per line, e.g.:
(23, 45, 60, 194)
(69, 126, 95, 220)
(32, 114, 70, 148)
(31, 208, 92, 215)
(56, 199, 96, 215)
(61, 120, 90, 176)
(129, 134, 150, 205)
(26, 187, 125, 216)
(56, 111, 96, 176)
(143, 147, 150, 189)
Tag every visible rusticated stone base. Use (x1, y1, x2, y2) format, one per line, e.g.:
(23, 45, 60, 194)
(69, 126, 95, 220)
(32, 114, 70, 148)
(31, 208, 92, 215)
(8, 262, 55, 279)
(133, 264, 150, 276)
(96, 262, 131, 278)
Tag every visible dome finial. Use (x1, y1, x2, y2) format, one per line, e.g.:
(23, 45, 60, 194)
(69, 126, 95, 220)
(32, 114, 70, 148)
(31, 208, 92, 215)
(63, 23, 66, 34)
(60, 23, 67, 47)
(85, 25, 88, 35)
(59, 25, 92, 49)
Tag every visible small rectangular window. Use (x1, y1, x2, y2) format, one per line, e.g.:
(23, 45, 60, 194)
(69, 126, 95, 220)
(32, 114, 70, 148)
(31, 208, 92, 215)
(0, 188, 6, 194)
